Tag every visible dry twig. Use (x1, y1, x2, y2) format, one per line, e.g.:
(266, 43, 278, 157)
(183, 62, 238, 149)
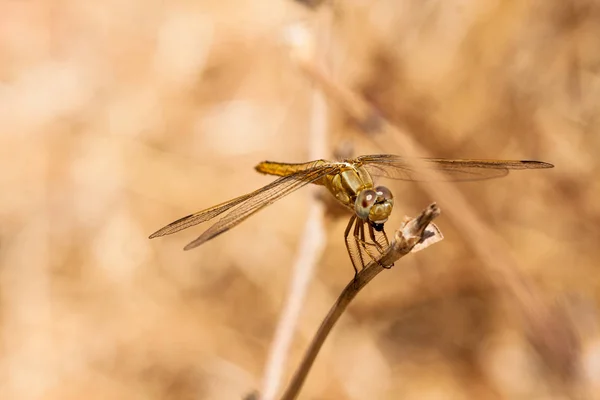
(280, 203, 443, 400)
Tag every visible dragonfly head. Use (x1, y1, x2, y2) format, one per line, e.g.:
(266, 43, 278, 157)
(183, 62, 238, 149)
(355, 186, 394, 228)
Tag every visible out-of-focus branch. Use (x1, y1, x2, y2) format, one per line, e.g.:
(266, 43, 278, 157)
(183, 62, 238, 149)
(280, 203, 443, 400)
(258, 16, 333, 400)
(294, 57, 581, 384)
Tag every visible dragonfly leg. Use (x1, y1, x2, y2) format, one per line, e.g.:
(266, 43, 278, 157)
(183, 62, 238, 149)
(353, 218, 367, 271)
(367, 224, 385, 253)
(381, 226, 390, 247)
(362, 223, 392, 269)
(376, 225, 393, 269)
(344, 215, 360, 278)
(357, 221, 384, 267)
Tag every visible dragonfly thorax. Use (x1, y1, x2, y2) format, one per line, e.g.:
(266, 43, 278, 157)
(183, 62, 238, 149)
(323, 165, 395, 227)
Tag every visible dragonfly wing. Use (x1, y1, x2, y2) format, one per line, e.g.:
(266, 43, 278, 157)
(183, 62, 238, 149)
(149, 165, 338, 243)
(181, 165, 339, 250)
(358, 154, 553, 182)
(149, 193, 255, 238)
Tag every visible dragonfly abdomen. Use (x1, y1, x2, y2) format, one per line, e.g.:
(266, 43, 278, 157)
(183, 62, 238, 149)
(255, 160, 328, 177)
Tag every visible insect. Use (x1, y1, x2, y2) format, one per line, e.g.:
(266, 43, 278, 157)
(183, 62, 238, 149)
(149, 154, 553, 274)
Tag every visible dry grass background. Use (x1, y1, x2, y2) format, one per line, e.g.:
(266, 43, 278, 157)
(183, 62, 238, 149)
(1, 0, 600, 399)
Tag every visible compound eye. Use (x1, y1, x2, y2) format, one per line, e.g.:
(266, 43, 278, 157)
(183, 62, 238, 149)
(375, 186, 393, 202)
(355, 189, 377, 220)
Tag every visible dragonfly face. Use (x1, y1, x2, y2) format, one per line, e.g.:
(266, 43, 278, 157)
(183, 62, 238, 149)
(354, 185, 394, 229)
(149, 154, 553, 276)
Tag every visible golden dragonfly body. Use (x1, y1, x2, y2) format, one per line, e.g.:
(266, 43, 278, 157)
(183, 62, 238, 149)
(150, 154, 553, 274)
(257, 159, 381, 214)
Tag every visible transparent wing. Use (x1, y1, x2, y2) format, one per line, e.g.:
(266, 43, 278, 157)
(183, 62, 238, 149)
(357, 154, 553, 182)
(149, 193, 255, 238)
(181, 165, 338, 250)
(149, 164, 339, 249)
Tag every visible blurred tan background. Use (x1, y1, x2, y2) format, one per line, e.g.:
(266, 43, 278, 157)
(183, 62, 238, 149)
(1, 1, 600, 399)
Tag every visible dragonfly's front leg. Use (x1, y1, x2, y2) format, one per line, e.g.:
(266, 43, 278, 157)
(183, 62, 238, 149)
(367, 224, 385, 253)
(368, 224, 393, 269)
(352, 218, 367, 271)
(381, 226, 393, 268)
(344, 215, 361, 278)
(356, 221, 388, 269)
(381, 226, 390, 247)
(359, 223, 380, 260)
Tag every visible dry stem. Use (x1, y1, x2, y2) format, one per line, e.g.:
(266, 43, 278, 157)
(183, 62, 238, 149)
(280, 203, 442, 400)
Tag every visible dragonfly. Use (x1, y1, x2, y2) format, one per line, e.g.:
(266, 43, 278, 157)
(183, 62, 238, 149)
(149, 154, 553, 275)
